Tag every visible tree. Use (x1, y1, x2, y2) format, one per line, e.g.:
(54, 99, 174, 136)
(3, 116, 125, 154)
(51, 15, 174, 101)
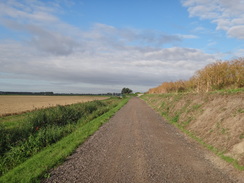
(121, 87, 133, 94)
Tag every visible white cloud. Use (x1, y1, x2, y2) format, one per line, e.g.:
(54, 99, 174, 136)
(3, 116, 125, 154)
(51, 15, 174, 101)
(0, 38, 216, 93)
(233, 48, 244, 57)
(182, 0, 244, 39)
(227, 25, 244, 39)
(207, 40, 217, 47)
(177, 34, 198, 39)
(0, 0, 59, 24)
(0, 0, 218, 93)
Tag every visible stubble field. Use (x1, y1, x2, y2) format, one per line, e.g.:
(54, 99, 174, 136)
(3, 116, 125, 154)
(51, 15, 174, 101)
(0, 95, 108, 117)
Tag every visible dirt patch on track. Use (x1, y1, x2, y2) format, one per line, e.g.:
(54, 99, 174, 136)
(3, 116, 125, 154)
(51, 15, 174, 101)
(44, 97, 242, 183)
(0, 95, 108, 117)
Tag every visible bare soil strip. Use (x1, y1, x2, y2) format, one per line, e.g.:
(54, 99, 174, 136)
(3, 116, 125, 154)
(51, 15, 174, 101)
(44, 97, 242, 183)
(0, 95, 107, 117)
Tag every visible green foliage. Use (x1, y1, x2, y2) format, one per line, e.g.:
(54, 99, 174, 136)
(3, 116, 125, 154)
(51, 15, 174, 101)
(237, 108, 244, 113)
(191, 104, 202, 110)
(121, 87, 133, 94)
(220, 155, 244, 170)
(172, 114, 179, 123)
(182, 118, 192, 127)
(240, 133, 244, 139)
(0, 99, 120, 177)
(0, 97, 129, 183)
(211, 88, 244, 93)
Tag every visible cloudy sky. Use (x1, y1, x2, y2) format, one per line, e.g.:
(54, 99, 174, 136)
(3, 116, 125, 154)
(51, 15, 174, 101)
(0, 0, 244, 93)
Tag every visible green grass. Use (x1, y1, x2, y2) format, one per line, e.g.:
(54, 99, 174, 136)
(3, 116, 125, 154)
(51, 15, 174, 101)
(237, 108, 244, 113)
(240, 133, 244, 139)
(209, 87, 244, 94)
(0, 113, 30, 129)
(170, 117, 244, 170)
(0, 99, 117, 175)
(191, 104, 202, 110)
(0, 97, 129, 183)
(220, 155, 244, 170)
(171, 120, 244, 171)
(173, 121, 244, 171)
(172, 114, 179, 123)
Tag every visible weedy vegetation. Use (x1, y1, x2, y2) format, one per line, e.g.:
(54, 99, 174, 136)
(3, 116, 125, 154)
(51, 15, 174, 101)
(0, 97, 129, 182)
(148, 58, 244, 94)
(143, 57, 244, 170)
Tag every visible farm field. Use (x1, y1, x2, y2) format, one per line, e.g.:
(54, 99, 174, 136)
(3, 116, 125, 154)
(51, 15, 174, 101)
(0, 95, 108, 117)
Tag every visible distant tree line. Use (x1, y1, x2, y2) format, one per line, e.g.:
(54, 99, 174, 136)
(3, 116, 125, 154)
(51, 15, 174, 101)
(0, 91, 122, 96)
(0, 91, 54, 95)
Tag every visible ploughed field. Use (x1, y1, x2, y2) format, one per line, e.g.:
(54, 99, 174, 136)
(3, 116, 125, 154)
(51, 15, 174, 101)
(0, 95, 108, 117)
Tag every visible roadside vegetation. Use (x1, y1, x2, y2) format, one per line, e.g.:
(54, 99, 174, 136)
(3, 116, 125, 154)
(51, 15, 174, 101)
(121, 87, 133, 95)
(148, 58, 244, 94)
(141, 92, 244, 171)
(143, 57, 244, 171)
(0, 97, 129, 182)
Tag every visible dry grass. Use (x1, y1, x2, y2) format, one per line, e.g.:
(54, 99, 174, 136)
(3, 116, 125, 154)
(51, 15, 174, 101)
(148, 58, 244, 94)
(142, 93, 244, 166)
(0, 95, 108, 117)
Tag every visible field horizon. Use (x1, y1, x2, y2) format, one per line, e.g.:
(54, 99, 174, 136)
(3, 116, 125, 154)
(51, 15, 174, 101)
(0, 95, 108, 117)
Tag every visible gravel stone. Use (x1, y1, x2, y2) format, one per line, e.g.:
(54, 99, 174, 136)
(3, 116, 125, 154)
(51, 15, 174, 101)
(43, 97, 240, 183)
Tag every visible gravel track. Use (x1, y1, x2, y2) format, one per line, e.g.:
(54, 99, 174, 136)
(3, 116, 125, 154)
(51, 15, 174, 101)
(43, 97, 240, 183)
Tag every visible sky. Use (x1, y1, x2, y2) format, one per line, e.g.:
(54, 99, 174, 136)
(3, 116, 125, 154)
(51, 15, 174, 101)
(0, 0, 244, 93)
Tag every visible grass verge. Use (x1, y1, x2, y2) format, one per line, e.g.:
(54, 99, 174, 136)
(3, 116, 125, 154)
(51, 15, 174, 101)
(0, 99, 115, 175)
(166, 113, 244, 171)
(141, 94, 244, 171)
(0, 97, 129, 183)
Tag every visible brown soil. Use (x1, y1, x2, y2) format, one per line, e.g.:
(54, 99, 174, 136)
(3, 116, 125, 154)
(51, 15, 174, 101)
(0, 95, 108, 117)
(142, 93, 244, 166)
(43, 97, 242, 183)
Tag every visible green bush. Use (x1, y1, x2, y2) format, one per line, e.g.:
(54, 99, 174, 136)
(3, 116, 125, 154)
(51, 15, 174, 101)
(0, 99, 119, 176)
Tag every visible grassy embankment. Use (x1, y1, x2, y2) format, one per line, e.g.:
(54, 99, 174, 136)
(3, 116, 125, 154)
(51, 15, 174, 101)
(0, 97, 129, 183)
(141, 90, 244, 170)
(144, 58, 244, 170)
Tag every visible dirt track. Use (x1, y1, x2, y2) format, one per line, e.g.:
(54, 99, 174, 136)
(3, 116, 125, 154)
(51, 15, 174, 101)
(44, 97, 240, 183)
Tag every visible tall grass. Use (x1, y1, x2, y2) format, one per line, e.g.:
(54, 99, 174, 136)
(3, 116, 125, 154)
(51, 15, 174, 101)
(148, 58, 244, 94)
(0, 97, 129, 183)
(0, 98, 119, 176)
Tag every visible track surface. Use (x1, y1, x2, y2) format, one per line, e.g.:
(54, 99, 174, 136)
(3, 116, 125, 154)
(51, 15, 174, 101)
(44, 97, 237, 183)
